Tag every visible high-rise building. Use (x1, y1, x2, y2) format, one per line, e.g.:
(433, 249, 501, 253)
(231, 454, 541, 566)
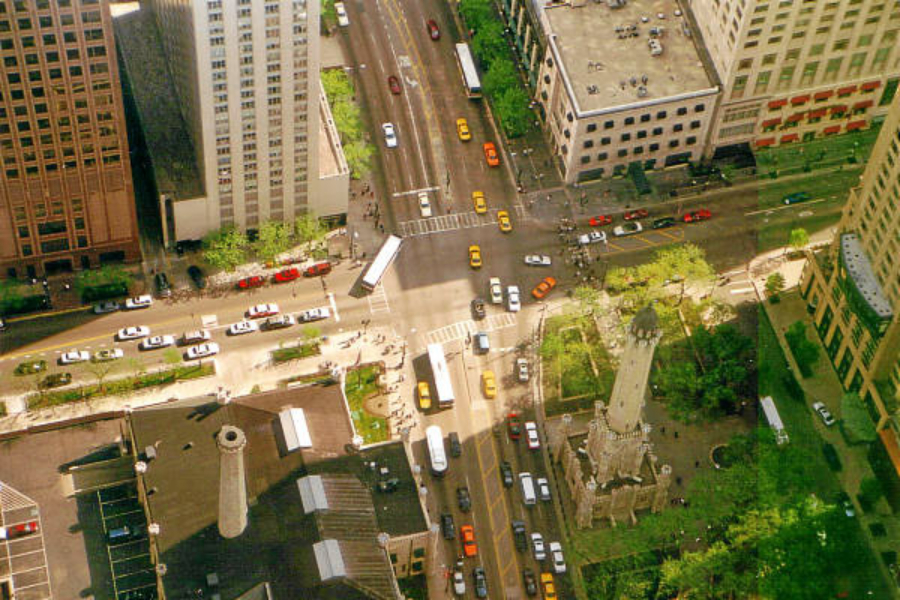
(799, 95, 900, 474)
(143, 0, 335, 239)
(688, 0, 900, 155)
(0, 0, 140, 279)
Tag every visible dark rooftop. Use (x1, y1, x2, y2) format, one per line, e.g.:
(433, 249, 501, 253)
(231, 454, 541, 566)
(113, 4, 204, 201)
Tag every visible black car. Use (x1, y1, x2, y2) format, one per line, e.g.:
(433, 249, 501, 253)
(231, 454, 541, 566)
(500, 461, 514, 488)
(187, 265, 207, 289)
(511, 520, 527, 552)
(652, 216, 677, 229)
(472, 297, 486, 320)
(376, 478, 399, 493)
(40, 372, 72, 389)
(457, 486, 471, 512)
(448, 431, 462, 457)
(473, 567, 488, 599)
(523, 568, 538, 596)
(15, 359, 47, 375)
(440, 513, 456, 539)
(154, 272, 172, 297)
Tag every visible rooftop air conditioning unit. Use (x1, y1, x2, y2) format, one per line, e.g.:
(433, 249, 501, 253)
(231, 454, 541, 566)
(608, 0, 626, 8)
(637, 86, 648, 97)
(649, 39, 663, 56)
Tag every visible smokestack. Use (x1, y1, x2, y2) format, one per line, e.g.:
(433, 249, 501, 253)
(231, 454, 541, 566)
(216, 425, 248, 538)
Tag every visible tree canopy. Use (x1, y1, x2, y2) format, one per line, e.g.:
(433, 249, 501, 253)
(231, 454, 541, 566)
(841, 392, 877, 443)
(202, 226, 249, 272)
(254, 221, 293, 264)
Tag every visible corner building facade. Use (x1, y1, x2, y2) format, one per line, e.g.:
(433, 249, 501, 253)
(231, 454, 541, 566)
(800, 95, 900, 476)
(0, 0, 140, 279)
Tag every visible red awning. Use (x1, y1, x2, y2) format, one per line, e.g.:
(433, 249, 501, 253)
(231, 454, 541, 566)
(787, 113, 805, 123)
(860, 81, 881, 91)
(837, 85, 857, 95)
(831, 105, 848, 114)
(853, 99, 874, 110)
(756, 137, 776, 148)
(781, 133, 799, 143)
(846, 120, 867, 131)
(761, 118, 782, 127)
(791, 94, 810, 105)
(814, 90, 834, 100)
(768, 99, 788, 109)
(808, 109, 828, 119)
(823, 125, 841, 134)
(878, 429, 900, 479)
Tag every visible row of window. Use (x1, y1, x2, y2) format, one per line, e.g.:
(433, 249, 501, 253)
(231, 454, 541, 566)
(578, 137, 698, 165)
(4, 154, 120, 178)
(0, 9, 99, 32)
(584, 104, 706, 132)
(0, 0, 98, 12)
(582, 121, 703, 148)
(19, 235, 89, 257)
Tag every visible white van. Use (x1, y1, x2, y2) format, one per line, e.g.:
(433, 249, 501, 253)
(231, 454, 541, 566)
(519, 472, 536, 506)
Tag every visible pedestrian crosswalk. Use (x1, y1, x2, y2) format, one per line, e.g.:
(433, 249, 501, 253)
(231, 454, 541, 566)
(397, 204, 531, 238)
(424, 312, 518, 346)
(367, 283, 391, 315)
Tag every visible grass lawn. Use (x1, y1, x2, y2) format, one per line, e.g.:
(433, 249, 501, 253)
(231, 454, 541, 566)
(755, 127, 881, 174)
(345, 363, 388, 444)
(271, 341, 321, 363)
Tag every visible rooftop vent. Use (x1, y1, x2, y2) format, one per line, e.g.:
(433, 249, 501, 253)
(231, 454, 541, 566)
(648, 39, 663, 56)
(587, 85, 600, 95)
(607, 0, 626, 8)
(637, 86, 648, 97)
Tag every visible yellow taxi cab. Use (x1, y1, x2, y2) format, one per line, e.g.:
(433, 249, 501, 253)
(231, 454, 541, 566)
(456, 118, 471, 141)
(483, 142, 500, 167)
(497, 210, 512, 233)
(468, 245, 482, 269)
(417, 381, 431, 410)
(472, 191, 487, 214)
(481, 370, 497, 399)
(541, 573, 557, 600)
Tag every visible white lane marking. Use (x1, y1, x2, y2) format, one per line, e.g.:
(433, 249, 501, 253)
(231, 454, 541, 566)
(328, 292, 340, 322)
(744, 198, 825, 216)
(722, 268, 746, 277)
(367, 283, 391, 314)
(391, 185, 441, 198)
(731, 287, 756, 294)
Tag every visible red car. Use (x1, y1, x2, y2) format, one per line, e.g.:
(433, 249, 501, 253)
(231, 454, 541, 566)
(460, 525, 478, 557)
(623, 209, 649, 221)
(507, 412, 522, 440)
(588, 215, 612, 227)
(388, 75, 401, 95)
(237, 275, 265, 289)
(273, 268, 301, 283)
(304, 262, 332, 277)
(682, 209, 712, 223)
(426, 18, 440, 40)
(0, 521, 38, 540)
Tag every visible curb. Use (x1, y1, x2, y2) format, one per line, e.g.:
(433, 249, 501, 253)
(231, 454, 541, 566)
(7, 305, 91, 323)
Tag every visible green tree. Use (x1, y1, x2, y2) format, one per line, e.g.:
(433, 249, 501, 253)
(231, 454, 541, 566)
(648, 243, 716, 304)
(495, 86, 533, 138)
(784, 321, 819, 376)
(655, 361, 703, 422)
(163, 348, 182, 367)
(765, 272, 785, 299)
(330, 99, 363, 142)
(458, 0, 494, 30)
(83, 358, 121, 397)
(320, 0, 336, 27)
(789, 227, 810, 254)
(840, 392, 876, 443)
(343, 140, 374, 179)
(471, 21, 507, 68)
(321, 68, 354, 102)
(294, 213, 328, 248)
(573, 285, 601, 316)
(482, 57, 519, 99)
(859, 476, 884, 507)
(74, 265, 132, 296)
(254, 221, 293, 264)
(303, 326, 322, 341)
(202, 226, 249, 272)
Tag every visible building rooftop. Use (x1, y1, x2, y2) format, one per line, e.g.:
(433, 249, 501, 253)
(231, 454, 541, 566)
(542, 0, 714, 115)
(319, 85, 349, 179)
(840, 233, 894, 319)
(113, 3, 205, 201)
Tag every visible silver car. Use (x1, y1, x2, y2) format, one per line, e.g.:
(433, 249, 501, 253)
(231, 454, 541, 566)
(531, 532, 546, 561)
(524, 254, 552, 266)
(140, 335, 175, 350)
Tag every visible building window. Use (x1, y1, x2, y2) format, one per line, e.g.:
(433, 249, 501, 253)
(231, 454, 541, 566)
(673, 123, 683, 132)
(621, 132, 631, 142)
(604, 120, 614, 129)
(624, 116, 634, 125)
(617, 149, 627, 157)
(668, 139, 679, 148)
(586, 123, 597, 133)
(677, 107, 687, 116)
(652, 127, 663, 135)
(656, 110, 667, 119)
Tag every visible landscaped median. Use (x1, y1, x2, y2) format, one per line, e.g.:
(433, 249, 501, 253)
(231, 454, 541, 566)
(270, 339, 321, 364)
(26, 362, 216, 410)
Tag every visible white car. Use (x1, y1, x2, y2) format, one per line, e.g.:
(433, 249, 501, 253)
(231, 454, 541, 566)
(118, 326, 150, 341)
(186, 342, 220, 360)
(124, 295, 153, 310)
(489, 277, 503, 304)
(548, 541, 566, 574)
(812, 402, 835, 426)
(524, 421, 540, 450)
(229, 320, 259, 336)
(382, 122, 398, 148)
(298, 307, 331, 323)
(60, 350, 90, 364)
(516, 358, 529, 382)
(334, 1, 349, 26)
(524, 254, 551, 267)
(248, 303, 280, 318)
(578, 230, 607, 245)
(181, 330, 211, 345)
(452, 570, 466, 596)
(418, 192, 432, 218)
(507, 285, 521, 312)
(537, 477, 551, 502)
(613, 222, 644, 237)
(531, 532, 546, 561)
(93, 348, 124, 362)
(140, 335, 175, 350)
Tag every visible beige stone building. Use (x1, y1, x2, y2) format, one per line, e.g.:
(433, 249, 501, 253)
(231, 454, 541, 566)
(535, 0, 719, 183)
(799, 95, 900, 476)
(688, 0, 900, 155)
(0, 0, 140, 279)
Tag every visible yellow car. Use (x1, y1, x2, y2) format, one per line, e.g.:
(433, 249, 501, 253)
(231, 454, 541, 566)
(417, 381, 431, 410)
(472, 191, 487, 214)
(456, 118, 471, 141)
(468, 245, 482, 269)
(482, 370, 497, 399)
(541, 573, 557, 600)
(497, 210, 512, 233)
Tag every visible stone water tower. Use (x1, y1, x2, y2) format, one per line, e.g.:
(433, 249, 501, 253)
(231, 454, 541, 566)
(217, 425, 248, 538)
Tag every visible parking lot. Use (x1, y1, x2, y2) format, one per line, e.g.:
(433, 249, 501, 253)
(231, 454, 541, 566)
(98, 484, 156, 600)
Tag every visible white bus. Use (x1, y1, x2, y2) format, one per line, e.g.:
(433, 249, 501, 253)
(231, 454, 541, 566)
(361, 235, 402, 292)
(425, 425, 448, 477)
(427, 343, 455, 408)
(760, 396, 789, 445)
(454, 43, 482, 99)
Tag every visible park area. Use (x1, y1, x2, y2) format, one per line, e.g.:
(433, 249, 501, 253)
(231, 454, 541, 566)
(345, 363, 389, 445)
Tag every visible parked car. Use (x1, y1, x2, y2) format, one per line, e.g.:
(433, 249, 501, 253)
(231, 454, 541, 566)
(228, 320, 259, 336)
(0, 520, 39, 541)
(124, 295, 153, 309)
(500, 461, 514, 488)
(541, 572, 558, 600)
(418, 192, 432, 218)
(118, 326, 150, 341)
(93, 301, 120, 314)
(238, 275, 265, 289)
(154, 272, 172, 297)
(531, 532, 546, 561)
(613, 222, 644, 237)
(588, 214, 613, 227)
(524, 254, 551, 266)
(186, 342, 220, 360)
(181, 330, 211, 345)
(524, 421, 540, 450)
(682, 209, 712, 222)
(335, 1, 349, 26)
(273, 268, 301, 283)
(460, 525, 478, 557)
(457, 486, 471, 512)
(516, 358, 529, 382)
(471, 297, 486, 320)
(382, 122, 398, 148)
(452, 570, 466, 596)
(297, 307, 330, 322)
(537, 477, 551, 502)
(263, 315, 295, 330)
(60, 350, 90, 365)
(578, 230, 606, 245)
(140, 335, 175, 351)
(440, 513, 456, 539)
(522, 568, 538, 596)
(652, 216, 677, 229)
(187, 265, 207, 289)
(388, 74, 401, 95)
(93, 348, 124, 362)
(40, 372, 72, 389)
(532, 277, 557, 300)
(483, 142, 500, 167)
(472, 567, 487, 598)
(624, 208, 649, 220)
(14, 359, 47, 375)
(783, 191, 812, 205)
(304, 262, 332, 277)
(549, 541, 566, 573)
(449, 431, 462, 457)
(426, 18, 440, 40)
(507, 413, 522, 440)
(511, 520, 527, 552)
(489, 277, 503, 304)
(506, 285, 521, 312)
(812, 401, 835, 426)
(247, 303, 280, 318)
(417, 381, 431, 410)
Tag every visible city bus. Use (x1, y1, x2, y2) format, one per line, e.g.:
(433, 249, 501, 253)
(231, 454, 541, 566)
(425, 425, 448, 477)
(427, 343, 455, 408)
(454, 43, 482, 99)
(361, 234, 402, 292)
